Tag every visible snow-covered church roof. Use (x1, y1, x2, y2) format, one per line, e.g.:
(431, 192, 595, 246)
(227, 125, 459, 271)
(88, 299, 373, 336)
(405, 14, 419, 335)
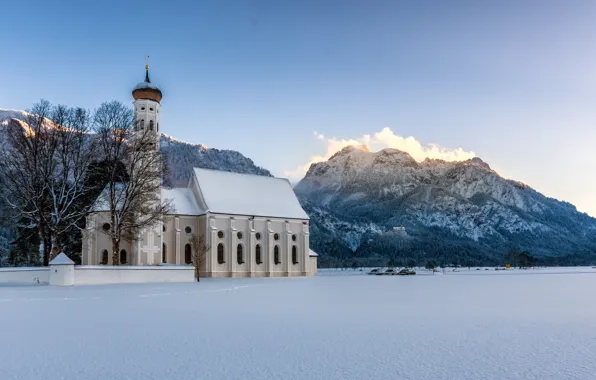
(194, 168, 309, 220)
(162, 188, 204, 216)
(91, 185, 204, 216)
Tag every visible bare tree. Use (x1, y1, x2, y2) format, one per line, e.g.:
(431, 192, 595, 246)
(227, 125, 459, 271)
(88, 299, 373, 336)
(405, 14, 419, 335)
(189, 233, 209, 282)
(0, 101, 96, 265)
(42, 105, 96, 260)
(93, 100, 172, 265)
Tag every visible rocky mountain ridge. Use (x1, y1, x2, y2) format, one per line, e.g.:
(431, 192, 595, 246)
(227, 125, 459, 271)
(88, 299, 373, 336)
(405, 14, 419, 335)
(295, 145, 596, 265)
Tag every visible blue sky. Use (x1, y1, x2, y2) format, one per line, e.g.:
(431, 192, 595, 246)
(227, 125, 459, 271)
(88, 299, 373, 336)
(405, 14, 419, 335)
(2, 0, 596, 216)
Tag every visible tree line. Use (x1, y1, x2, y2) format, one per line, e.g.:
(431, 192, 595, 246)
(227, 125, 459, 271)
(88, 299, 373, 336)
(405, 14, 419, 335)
(0, 100, 171, 266)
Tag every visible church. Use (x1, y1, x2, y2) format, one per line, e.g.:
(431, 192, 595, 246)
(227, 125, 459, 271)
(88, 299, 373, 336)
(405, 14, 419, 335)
(81, 67, 317, 277)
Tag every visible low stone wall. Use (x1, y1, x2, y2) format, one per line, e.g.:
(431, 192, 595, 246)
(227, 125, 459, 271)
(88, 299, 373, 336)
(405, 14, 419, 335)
(0, 267, 50, 284)
(74, 266, 195, 285)
(0, 265, 194, 286)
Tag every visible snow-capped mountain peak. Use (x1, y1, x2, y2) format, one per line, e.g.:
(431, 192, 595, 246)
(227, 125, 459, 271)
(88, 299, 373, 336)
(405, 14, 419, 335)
(296, 144, 596, 262)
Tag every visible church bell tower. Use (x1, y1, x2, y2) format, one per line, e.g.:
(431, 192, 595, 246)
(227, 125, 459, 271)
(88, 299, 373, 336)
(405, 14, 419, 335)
(132, 62, 162, 147)
(131, 62, 164, 265)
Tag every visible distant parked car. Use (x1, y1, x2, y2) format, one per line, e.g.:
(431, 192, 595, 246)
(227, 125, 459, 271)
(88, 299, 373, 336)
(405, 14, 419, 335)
(377, 268, 396, 275)
(368, 268, 381, 275)
(398, 269, 416, 275)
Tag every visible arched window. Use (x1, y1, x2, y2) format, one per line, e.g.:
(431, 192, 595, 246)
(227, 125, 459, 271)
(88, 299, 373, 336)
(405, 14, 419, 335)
(120, 249, 127, 265)
(237, 244, 244, 264)
(140, 119, 145, 130)
(185, 244, 192, 264)
(255, 244, 262, 264)
(162, 243, 167, 263)
(149, 120, 154, 130)
(101, 250, 108, 265)
(274, 245, 280, 265)
(292, 246, 298, 265)
(217, 243, 225, 264)
(157, 123, 159, 132)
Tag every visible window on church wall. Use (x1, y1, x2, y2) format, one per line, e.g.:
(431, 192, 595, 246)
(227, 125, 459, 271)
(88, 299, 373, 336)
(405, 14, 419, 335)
(218, 231, 224, 239)
(274, 245, 280, 265)
(217, 243, 225, 264)
(274, 233, 279, 241)
(217, 243, 226, 264)
(185, 244, 192, 264)
(292, 234, 297, 242)
(237, 232, 243, 239)
(102, 223, 110, 231)
(237, 244, 244, 264)
(149, 120, 154, 131)
(157, 123, 159, 132)
(101, 250, 108, 265)
(140, 119, 145, 130)
(120, 250, 127, 265)
(255, 244, 262, 264)
(292, 246, 298, 265)
(255, 232, 261, 240)
(185, 226, 192, 234)
(162, 243, 167, 264)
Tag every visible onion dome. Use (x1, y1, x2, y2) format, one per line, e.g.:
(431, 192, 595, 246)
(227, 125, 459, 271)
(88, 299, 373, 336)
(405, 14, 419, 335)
(132, 65, 162, 103)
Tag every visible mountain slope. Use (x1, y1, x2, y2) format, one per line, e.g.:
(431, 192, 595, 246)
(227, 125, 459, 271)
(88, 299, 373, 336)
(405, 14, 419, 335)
(0, 109, 271, 186)
(160, 135, 271, 186)
(295, 145, 596, 265)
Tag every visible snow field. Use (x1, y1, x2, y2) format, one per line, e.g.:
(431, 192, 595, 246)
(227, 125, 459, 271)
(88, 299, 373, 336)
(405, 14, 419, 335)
(1, 269, 596, 380)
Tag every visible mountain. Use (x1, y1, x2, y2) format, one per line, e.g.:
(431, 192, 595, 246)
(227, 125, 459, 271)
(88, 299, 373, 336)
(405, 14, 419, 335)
(160, 134, 271, 186)
(295, 145, 596, 266)
(0, 109, 271, 186)
(3, 108, 596, 266)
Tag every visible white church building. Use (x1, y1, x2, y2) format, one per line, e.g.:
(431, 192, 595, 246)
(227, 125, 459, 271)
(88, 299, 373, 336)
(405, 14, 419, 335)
(82, 67, 317, 277)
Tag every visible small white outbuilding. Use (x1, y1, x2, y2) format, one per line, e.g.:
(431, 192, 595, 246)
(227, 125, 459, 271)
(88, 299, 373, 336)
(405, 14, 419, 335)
(49, 253, 75, 286)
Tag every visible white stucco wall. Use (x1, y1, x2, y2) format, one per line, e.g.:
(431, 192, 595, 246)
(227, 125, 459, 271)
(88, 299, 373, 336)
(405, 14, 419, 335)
(0, 268, 50, 284)
(206, 214, 310, 277)
(162, 214, 205, 268)
(309, 256, 318, 276)
(74, 266, 194, 285)
(82, 212, 133, 265)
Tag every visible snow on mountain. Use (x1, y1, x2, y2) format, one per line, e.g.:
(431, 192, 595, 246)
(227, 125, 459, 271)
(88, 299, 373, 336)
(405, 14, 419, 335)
(0, 109, 271, 187)
(295, 145, 596, 264)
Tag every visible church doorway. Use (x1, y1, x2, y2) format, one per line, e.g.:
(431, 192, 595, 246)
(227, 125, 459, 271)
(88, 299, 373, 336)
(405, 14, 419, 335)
(120, 249, 127, 265)
(162, 243, 167, 264)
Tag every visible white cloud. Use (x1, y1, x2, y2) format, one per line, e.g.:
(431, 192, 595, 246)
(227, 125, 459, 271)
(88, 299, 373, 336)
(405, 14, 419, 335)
(284, 127, 476, 182)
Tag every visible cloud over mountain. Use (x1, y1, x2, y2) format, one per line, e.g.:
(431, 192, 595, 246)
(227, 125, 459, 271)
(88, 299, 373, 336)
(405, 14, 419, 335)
(284, 127, 476, 182)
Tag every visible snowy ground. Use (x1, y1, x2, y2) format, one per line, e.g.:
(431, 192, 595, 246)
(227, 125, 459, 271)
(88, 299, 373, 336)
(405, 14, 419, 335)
(2, 268, 596, 380)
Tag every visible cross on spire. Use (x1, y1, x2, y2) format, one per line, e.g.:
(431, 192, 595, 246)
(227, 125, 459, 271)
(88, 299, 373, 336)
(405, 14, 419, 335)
(145, 55, 151, 83)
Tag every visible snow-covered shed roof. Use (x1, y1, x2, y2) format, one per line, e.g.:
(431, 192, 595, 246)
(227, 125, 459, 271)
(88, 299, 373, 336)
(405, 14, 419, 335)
(162, 188, 204, 216)
(49, 253, 75, 265)
(309, 249, 318, 257)
(193, 168, 309, 220)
